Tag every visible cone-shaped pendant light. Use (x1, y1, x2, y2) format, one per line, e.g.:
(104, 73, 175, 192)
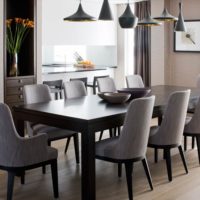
(118, 2, 138, 29)
(174, 2, 186, 32)
(63, 1, 96, 22)
(138, 10, 162, 26)
(154, 8, 178, 22)
(99, 0, 113, 20)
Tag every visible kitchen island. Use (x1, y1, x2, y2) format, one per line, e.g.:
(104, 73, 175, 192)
(42, 64, 116, 83)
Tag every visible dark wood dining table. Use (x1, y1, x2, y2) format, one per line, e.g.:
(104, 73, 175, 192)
(13, 85, 200, 200)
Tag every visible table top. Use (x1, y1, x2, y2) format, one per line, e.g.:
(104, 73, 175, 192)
(14, 85, 200, 122)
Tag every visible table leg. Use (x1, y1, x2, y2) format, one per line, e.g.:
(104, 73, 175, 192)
(81, 128, 96, 200)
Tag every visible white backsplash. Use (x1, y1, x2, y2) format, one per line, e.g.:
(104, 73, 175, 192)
(42, 45, 117, 66)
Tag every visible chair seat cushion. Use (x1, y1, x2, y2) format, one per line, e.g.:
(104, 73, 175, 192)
(32, 124, 76, 141)
(95, 137, 119, 159)
(148, 126, 161, 146)
(47, 146, 58, 160)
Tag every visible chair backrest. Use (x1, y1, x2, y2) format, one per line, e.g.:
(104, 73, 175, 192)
(0, 103, 51, 167)
(97, 77, 117, 93)
(93, 75, 109, 87)
(23, 84, 52, 104)
(111, 96, 155, 160)
(0, 103, 22, 166)
(43, 79, 63, 89)
(185, 97, 200, 133)
(63, 80, 87, 99)
(70, 77, 88, 88)
(197, 74, 200, 88)
(126, 75, 144, 88)
(156, 90, 190, 146)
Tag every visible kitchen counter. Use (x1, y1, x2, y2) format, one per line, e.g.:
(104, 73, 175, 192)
(42, 64, 117, 75)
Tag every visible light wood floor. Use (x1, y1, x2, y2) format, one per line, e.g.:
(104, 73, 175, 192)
(1, 130, 200, 199)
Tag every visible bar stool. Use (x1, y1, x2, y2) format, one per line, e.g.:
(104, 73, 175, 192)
(70, 77, 88, 90)
(43, 79, 63, 100)
(87, 75, 109, 94)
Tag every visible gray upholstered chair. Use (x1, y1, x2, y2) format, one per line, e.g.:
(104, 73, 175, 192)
(184, 75, 200, 151)
(96, 96, 155, 200)
(43, 79, 63, 100)
(63, 80, 87, 99)
(87, 75, 109, 94)
(70, 77, 88, 89)
(97, 77, 117, 93)
(184, 97, 200, 164)
(97, 77, 119, 140)
(23, 84, 79, 163)
(0, 103, 58, 200)
(126, 74, 144, 88)
(148, 90, 190, 182)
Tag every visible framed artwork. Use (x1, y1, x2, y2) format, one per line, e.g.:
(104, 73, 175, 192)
(174, 20, 200, 52)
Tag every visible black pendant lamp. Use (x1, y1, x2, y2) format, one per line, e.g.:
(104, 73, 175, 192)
(174, 1, 186, 32)
(99, 0, 113, 20)
(119, 1, 138, 29)
(154, 8, 177, 22)
(138, 9, 162, 26)
(63, 0, 96, 22)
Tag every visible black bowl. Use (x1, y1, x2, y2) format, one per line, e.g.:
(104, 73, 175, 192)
(117, 88, 151, 100)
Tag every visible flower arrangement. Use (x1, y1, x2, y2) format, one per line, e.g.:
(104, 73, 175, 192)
(6, 18, 34, 54)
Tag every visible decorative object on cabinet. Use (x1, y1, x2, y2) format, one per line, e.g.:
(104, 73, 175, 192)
(63, 0, 96, 22)
(174, 1, 187, 32)
(6, 18, 34, 77)
(118, 0, 138, 28)
(174, 20, 200, 52)
(99, 0, 113, 21)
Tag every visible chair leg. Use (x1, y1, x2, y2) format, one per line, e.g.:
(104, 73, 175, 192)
(113, 127, 117, 137)
(73, 134, 80, 164)
(51, 160, 59, 198)
(184, 135, 187, 151)
(192, 136, 195, 149)
(99, 131, 104, 141)
(118, 163, 122, 178)
(64, 137, 71, 154)
(165, 148, 172, 182)
(7, 172, 15, 200)
(42, 165, 46, 174)
(125, 162, 133, 200)
(178, 145, 188, 174)
(20, 171, 25, 185)
(109, 129, 113, 138)
(142, 158, 153, 190)
(154, 148, 158, 163)
(196, 136, 200, 164)
(117, 126, 121, 136)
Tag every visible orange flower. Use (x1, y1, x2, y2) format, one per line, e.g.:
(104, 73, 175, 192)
(6, 19, 13, 27)
(15, 18, 23, 24)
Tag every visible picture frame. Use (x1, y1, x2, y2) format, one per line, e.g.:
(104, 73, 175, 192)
(174, 20, 200, 52)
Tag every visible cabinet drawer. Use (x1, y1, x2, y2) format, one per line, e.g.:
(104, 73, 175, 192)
(6, 94, 24, 103)
(6, 78, 34, 87)
(7, 86, 23, 95)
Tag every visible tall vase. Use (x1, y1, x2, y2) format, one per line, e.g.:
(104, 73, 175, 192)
(9, 53, 18, 77)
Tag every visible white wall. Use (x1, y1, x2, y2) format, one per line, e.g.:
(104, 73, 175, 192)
(151, 0, 165, 86)
(42, 0, 117, 46)
(0, 0, 4, 102)
(36, 0, 43, 84)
